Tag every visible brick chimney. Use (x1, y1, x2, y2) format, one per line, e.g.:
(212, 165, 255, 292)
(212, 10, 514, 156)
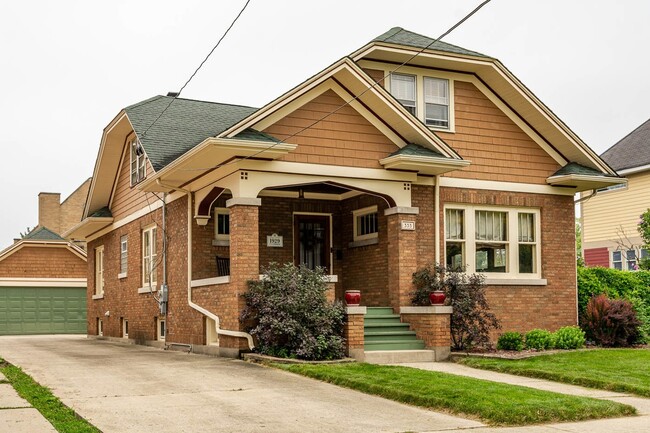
(38, 192, 61, 233)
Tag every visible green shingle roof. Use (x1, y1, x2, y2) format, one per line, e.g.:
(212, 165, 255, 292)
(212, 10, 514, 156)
(389, 143, 445, 159)
(125, 96, 261, 171)
(552, 162, 615, 177)
(89, 207, 113, 218)
(373, 27, 488, 58)
(22, 226, 65, 241)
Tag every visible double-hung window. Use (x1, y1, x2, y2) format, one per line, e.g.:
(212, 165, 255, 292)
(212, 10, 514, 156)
(130, 138, 146, 185)
(424, 77, 449, 128)
(119, 235, 128, 278)
(445, 206, 541, 279)
(142, 226, 157, 288)
(390, 73, 416, 115)
(94, 246, 104, 296)
(214, 208, 230, 244)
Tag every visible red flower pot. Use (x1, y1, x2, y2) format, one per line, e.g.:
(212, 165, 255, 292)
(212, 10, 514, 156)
(344, 290, 361, 306)
(429, 290, 446, 305)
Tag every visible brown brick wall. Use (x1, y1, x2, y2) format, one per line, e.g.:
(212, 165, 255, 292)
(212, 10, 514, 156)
(439, 187, 577, 333)
(59, 179, 91, 235)
(386, 212, 418, 310)
(401, 313, 451, 348)
(192, 194, 230, 280)
(38, 193, 61, 233)
(412, 185, 435, 268)
(0, 245, 86, 278)
(343, 313, 365, 352)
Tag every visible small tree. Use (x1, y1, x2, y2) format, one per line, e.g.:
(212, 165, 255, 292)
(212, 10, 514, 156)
(241, 263, 345, 360)
(639, 209, 650, 270)
(411, 265, 500, 350)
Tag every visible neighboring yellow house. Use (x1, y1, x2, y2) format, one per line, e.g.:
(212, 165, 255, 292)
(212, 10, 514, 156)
(582, 118, 650, 269)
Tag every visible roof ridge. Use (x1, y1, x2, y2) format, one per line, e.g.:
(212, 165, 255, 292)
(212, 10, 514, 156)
(373, 26, 488, 58)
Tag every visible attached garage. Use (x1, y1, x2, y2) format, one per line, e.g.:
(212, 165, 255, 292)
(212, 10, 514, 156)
(0, 286, 86, 335)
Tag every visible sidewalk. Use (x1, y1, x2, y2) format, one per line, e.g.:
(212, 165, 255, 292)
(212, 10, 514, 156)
(398, 361, 650, 432)
(0, 371, 56, 433)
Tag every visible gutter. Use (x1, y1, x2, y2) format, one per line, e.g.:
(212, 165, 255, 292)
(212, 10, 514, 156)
(170, 179, 254, 350)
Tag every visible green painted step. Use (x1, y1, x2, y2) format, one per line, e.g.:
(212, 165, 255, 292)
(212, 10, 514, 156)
(364, 340, 426, 351)
(364, 323, 411, 333)
(365, 307, 394, 315)
(364, 330, 419, 343)
(364, 315, 402, 325)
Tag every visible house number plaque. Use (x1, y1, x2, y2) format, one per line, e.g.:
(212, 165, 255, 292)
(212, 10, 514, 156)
(267, 233, 283, 247)
(401, 221, 415, 231)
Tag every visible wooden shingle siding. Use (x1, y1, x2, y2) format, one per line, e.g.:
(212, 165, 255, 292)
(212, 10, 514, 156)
(0, 247, 86, 279)
(110, 144, 155, 221)
(362, 68, 385, 87)
(582, 171, 650, 243)
(438, 81, 561, 184)
(584, 247, 610, 268)
(264, 90, 399, 168)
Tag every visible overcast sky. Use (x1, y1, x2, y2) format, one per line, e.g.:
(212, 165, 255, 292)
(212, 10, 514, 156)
(1, 0, 649, 247)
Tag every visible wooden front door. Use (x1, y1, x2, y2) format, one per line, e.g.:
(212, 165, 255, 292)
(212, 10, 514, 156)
(294, 215, 330, 271)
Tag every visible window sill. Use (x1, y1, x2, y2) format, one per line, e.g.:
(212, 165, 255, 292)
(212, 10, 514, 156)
(484, 278, 547, 286)
(212, 239, 230, 247)
(190, 276, 230, 287)
(428, 125, 455, 134)
(259, 274, 338, 283)
(118, 272, 127, 279)
(92, 293, 104, 300)
(138, 285, 158, 294)
(348, 238, 379, 248)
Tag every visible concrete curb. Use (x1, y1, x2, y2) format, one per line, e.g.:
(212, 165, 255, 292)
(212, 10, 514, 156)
(243, 353, 357, 365)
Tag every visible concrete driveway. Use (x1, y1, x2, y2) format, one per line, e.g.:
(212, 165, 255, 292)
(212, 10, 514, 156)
(0, 335, 482, 433)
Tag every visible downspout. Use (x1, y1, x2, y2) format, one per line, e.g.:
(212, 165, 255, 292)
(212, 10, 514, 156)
(159, 192, 168, 315)
(434, 175, 441, 265)
(162, 179, 254, 350)
(573, 189, 597, 326)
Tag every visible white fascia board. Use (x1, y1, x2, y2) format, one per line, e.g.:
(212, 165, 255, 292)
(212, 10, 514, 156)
(617, 164, 650, 176)
(546, 174, 627, 192)
(63, 217, 114, 241)
(0, 277, 87, 287)
(380, 154, 470, 175)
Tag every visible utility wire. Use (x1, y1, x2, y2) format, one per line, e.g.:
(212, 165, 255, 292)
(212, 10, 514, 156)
(139, 0, 252, 139)
(179, 0, 491, 173)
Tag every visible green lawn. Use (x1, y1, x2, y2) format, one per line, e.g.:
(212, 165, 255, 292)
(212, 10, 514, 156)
(0, 358, 100, 433)
(277, 363, 635, 426)
(458, 349, 650, 397)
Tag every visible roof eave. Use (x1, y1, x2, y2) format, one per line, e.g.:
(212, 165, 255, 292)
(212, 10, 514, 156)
(64, 217, 114, 241)
(380, 154, 470, 175)
(546, 174, 627, 192)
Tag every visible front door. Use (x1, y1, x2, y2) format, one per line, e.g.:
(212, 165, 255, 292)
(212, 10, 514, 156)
(294, 215, 330, 271)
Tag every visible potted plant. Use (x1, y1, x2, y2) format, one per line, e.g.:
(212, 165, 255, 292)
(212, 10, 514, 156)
(344, 289, 361, 306)
(411, 264, 447, 306)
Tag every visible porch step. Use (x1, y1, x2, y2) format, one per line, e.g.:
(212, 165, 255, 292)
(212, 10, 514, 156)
(364, 350, 436, 364)
(363, 306, 426, 352)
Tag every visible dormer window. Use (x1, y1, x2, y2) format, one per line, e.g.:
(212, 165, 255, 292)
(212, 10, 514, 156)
(424, 77, 449, 128)
(130, 138, 146, 185)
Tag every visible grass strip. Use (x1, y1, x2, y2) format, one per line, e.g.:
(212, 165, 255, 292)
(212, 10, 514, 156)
(457, 349, 650, 397)
(277, 363, 635, 426)
(0, 358, 100, 433)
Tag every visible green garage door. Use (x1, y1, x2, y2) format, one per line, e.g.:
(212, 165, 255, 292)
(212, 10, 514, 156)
(0, 287, 87, 335)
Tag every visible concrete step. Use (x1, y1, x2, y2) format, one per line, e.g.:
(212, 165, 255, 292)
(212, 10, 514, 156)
(364, 340, 425, 351)
(364, 350, 436, 364)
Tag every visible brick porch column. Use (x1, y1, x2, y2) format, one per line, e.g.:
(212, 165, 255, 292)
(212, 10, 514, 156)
(344, 306, 366, 360)
(385, 207, 419, 312)
(221, 197, 260, 350)
(400, 306, 452, 361)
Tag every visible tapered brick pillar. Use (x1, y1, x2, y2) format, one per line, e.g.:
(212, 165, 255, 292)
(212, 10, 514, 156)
(220, 198, 260, 349)
(385, 207, 419, 312)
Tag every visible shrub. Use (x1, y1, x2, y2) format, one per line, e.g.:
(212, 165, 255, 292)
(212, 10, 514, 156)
(497, 332, 524, 351)
(240, 263, 345, 360)
(553, 326, 585, 350)
(524, 329, 555, 350)
(577, 267, 650, 343)
(582, 294, 641, 347)
(412, 265, 500, 350)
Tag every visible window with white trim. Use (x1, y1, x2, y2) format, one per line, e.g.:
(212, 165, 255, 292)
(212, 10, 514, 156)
(119, 235, 128, 278)
(95, 246, 104, 296)
(122, 318, 128, 339)
(424, 77, 449, 128)
(353, 206, 379, 242)
(444, 205, 541, 277)
(612, 250, 623, 270)
(130, 138, 146, 185)
(390, 73, 416, 115)
(97, 318, 103, 336)
(142, 226, 157, 288)
(626, 249, 637, 271)
(612, 248, 646, 271)
(214, 208, 230, 242)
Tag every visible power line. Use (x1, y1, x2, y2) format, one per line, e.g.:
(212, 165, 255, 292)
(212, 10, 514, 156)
(179, 0, 491, 173)
(139, 0, 252, 140)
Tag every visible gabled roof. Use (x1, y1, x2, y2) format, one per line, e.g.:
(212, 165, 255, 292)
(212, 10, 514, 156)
(373, 27, 488, 58)
(126, 96, 258, 171)
(389, 143, 444, 158)
(600, 118, 650, 172)
(22, 226, 65, 241)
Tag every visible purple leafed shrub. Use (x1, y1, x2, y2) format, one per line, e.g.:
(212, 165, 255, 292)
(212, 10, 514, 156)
(582, 294, 641, 347)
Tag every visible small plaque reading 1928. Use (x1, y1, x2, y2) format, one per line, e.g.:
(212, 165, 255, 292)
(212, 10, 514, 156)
(267, 233, 283, 247)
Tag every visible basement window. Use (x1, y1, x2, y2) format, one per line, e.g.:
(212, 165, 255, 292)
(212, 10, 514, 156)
(157, 318, 166, 341)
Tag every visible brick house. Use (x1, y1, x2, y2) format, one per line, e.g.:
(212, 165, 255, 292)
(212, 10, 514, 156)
(68, 28, 621, 360)
(0, 180, 90, 335)
(582, 118, 650, 269)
